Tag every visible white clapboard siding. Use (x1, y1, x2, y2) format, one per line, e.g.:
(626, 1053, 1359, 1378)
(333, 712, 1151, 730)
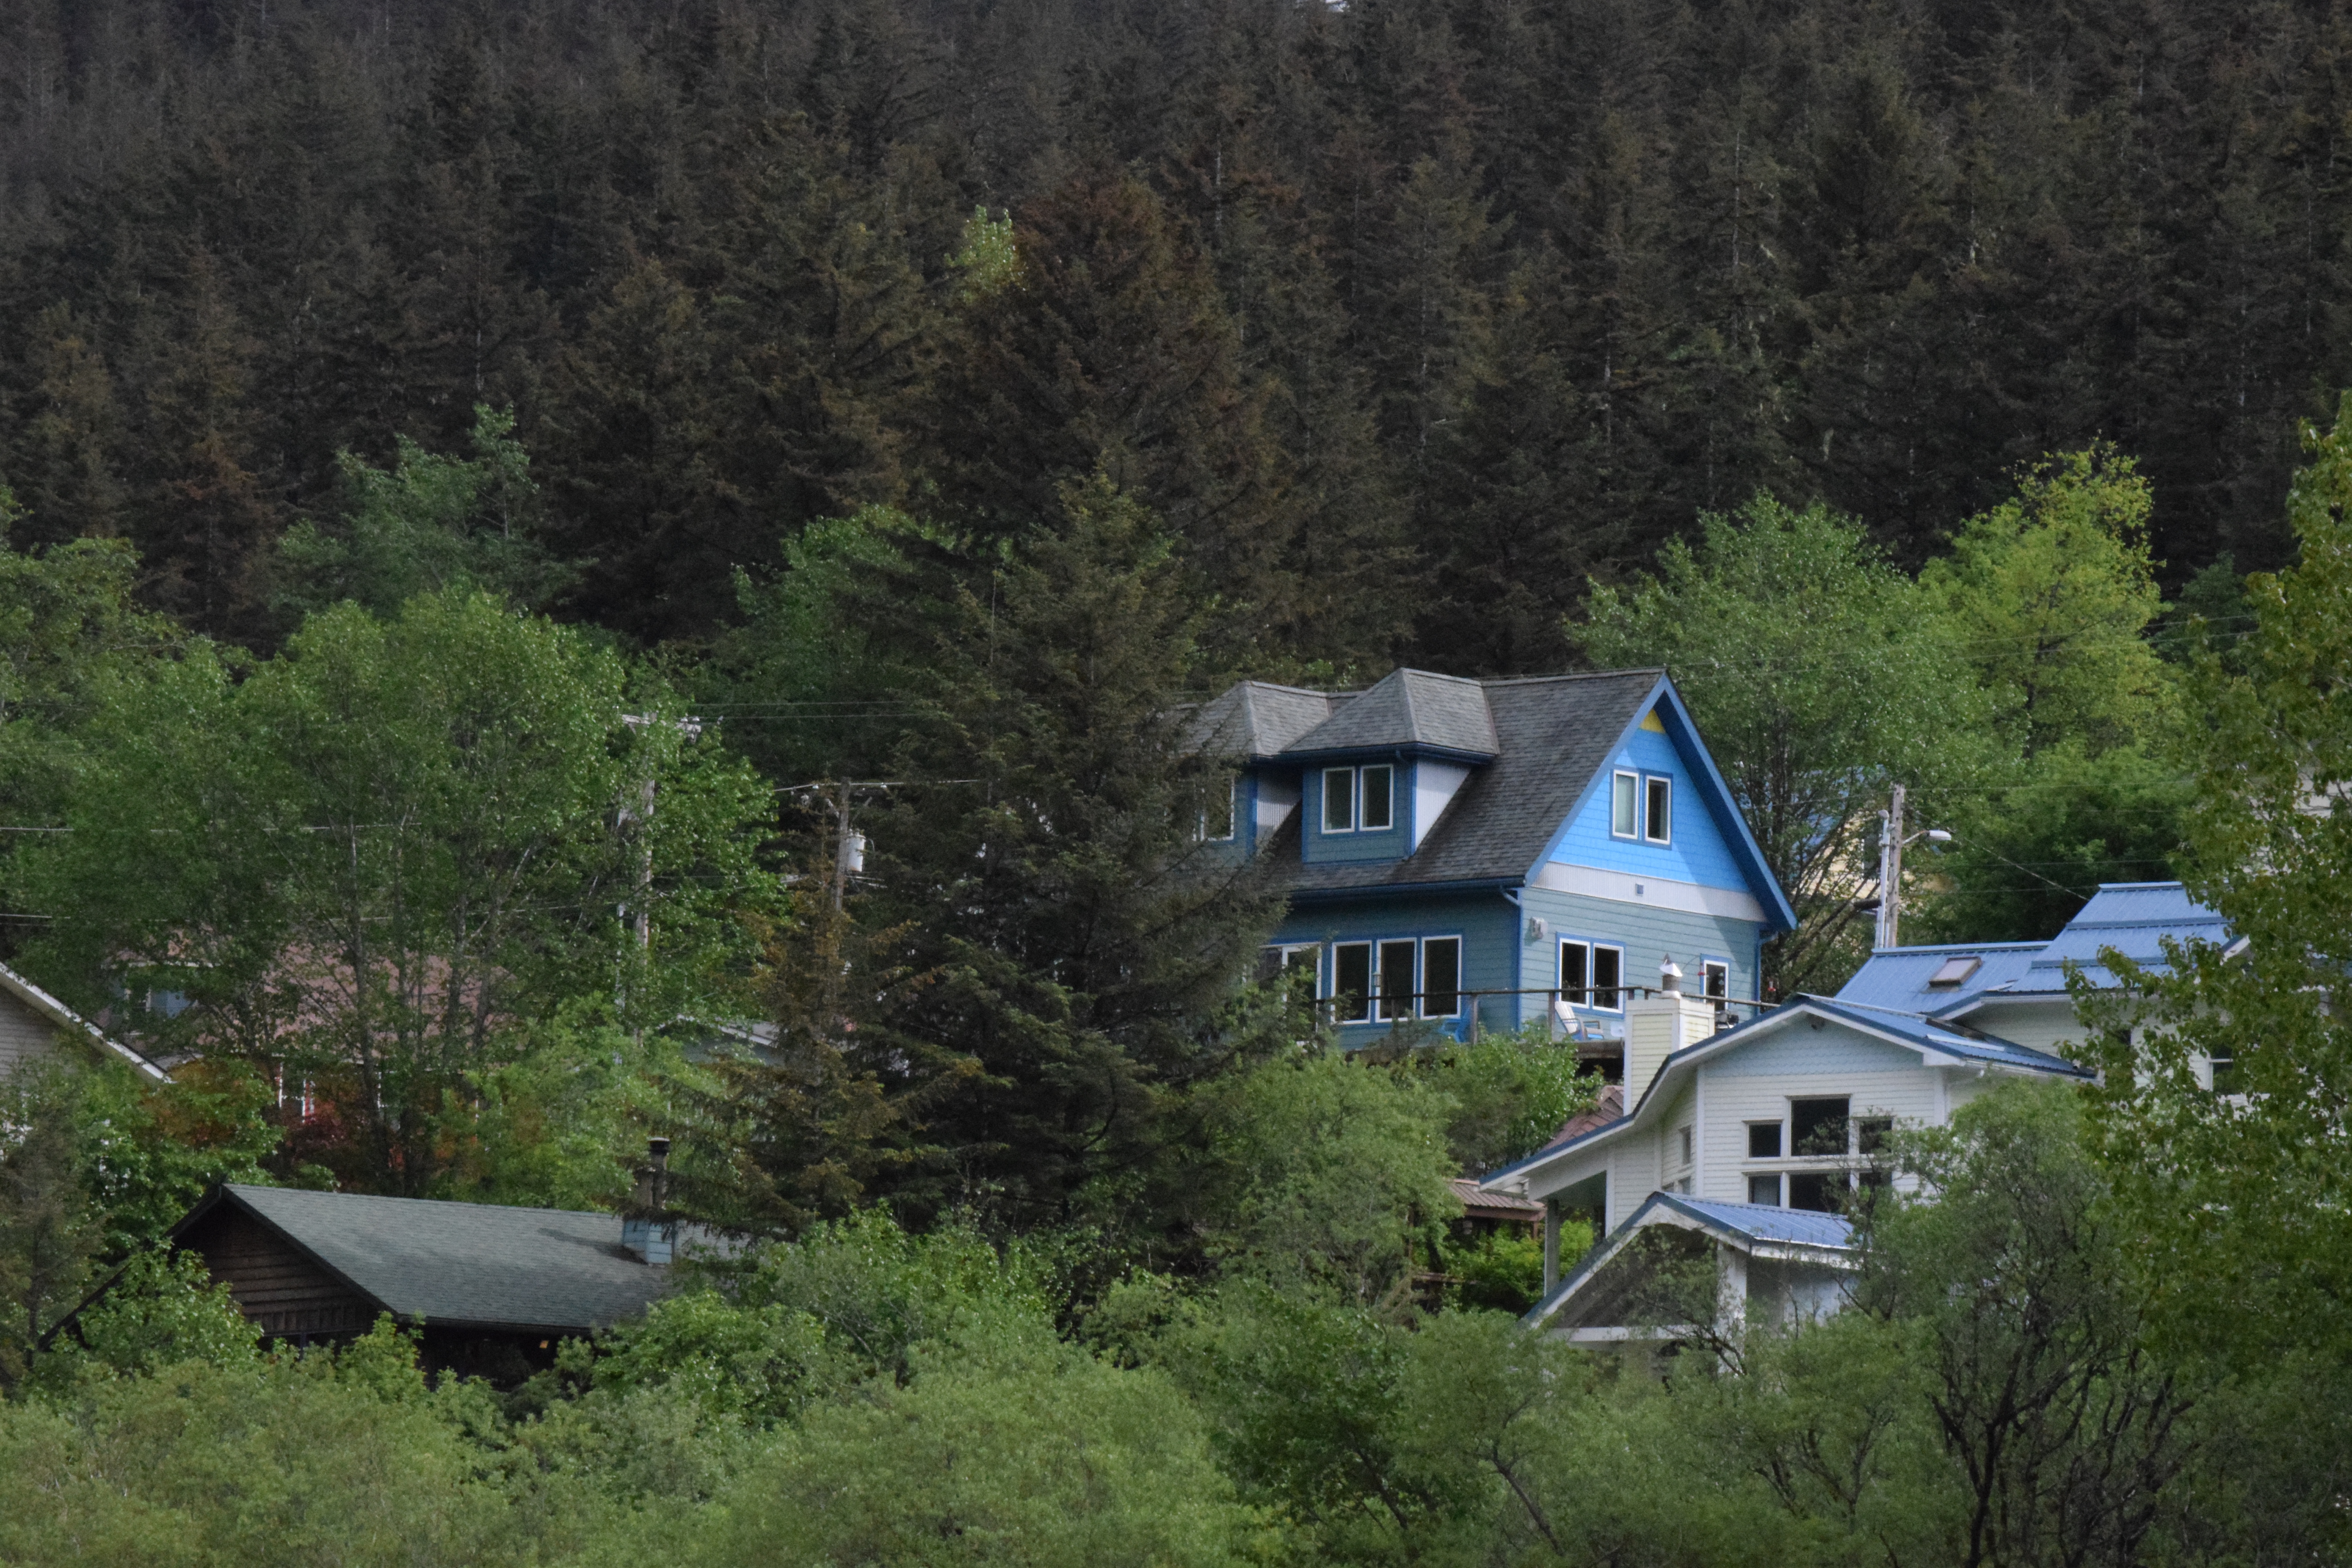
(0, 989, 58, 1074)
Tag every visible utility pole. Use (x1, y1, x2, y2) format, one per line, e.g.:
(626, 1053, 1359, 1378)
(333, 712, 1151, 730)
(1876, 784, 1906, 951)
(829, 782, 868, 911)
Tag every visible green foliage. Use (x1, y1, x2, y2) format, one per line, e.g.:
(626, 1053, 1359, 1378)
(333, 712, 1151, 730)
(275, 405, 573, 619)
(1913, 740, 2191, 943)
(1400, 1027, 1599, 1174)
(2079, 391, 2352, 1385)
(1922, 446, 2176, 757)
(706, 1342, 1267, 1568)
(42, 1247, 258, 1385)
(25, 588, 772, 1195)
(587, 1292, 832, 1428)
(1436, 1227, 1552, 1315)
(1200, 1049, 1460, 1306)
(862, 475, 1285, 1218)
(1578, 495, 1994, 993)
(949, 206, 1019, 301)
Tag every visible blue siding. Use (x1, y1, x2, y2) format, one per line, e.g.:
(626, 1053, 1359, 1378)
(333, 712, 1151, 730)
(1543, 720, 1751, 893)
(1512, 886, 1765, 1033)
(1301, 762, 1412, 864)
(1269, 892, 1517, 1041)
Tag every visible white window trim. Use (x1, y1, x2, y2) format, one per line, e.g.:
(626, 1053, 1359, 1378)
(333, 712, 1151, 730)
(1322, 766, 1397, 836)
(1359, 764, 1395, 832)
(1331, 940, 1374, 1022)
(1557, 938, 1627, 1013)
(1322, 768, 1356, 834)
(1643, 773, 1672, 844)
(1702, 958, 1730, 1000)
(1418, 934, 1463, 1020)
(1374, 937, 1419, 1022)
(1200, 776, 1239, 842)
(1590, 941, 1625, 1013)
(1610, 769, 1640, 838)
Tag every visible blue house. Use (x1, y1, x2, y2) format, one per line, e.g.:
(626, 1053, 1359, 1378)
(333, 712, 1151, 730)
(1191, 667, 1797, 1050)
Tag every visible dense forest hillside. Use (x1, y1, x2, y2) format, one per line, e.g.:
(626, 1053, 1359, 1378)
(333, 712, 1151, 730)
(0, 0, 2338, 666)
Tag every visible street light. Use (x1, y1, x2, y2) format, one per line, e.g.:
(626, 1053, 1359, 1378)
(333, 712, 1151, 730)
(1874, 786, 1949, 950)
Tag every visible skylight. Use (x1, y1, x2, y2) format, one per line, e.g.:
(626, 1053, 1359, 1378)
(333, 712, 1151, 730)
(1926, 955, 1982, 988)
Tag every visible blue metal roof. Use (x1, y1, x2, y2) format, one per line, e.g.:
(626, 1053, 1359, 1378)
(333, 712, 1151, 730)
(1665, 1194, 1855, 1249)
(1835, 940, 2042, 1013)
(1799, 996, 2094, 1077)
(1838, 882, 2230, 1011)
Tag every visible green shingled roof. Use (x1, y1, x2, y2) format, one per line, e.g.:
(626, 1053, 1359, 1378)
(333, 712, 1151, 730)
(192, 1184, 674, 1334)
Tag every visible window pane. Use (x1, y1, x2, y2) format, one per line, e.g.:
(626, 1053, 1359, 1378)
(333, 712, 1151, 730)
(1593, 945, 1622, 1010)
(1377, 940, 1417, 1020)
(1858, 1116, 1893, 1156)
(1792, 1097, 1851, 1156)
(1747, 1172, 1782, 1206)
(1704, 961, 1729, 999)
(1203, 775, 1236, 840)
(1323, 768, 1354, 832)
(1360, 765, 1393, 830)
(1748, 1122, 1782, 1159)
(1421, 937, 1461, 1017)
(1333, 943, 1371, 1022)
(1788, 1172, 1842, 1212)
(1256, 946, 1286, 984)
(1645, 776, 1671, 841)
(1612, 771, 1638, 836)
(1559, 940, 1588, 1004)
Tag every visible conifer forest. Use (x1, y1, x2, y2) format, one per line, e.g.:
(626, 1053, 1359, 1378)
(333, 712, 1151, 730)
(4, 2, 2352, 1564)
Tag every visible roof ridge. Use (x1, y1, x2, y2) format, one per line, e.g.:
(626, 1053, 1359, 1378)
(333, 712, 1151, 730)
(229, 1183, 615, 1221)
(1474, 668, 1665, 688)
(1868, 940, 2045, 954)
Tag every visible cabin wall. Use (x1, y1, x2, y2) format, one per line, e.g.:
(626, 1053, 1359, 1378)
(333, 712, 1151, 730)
(0, 991, 58, 1076)
(178, 1207, 374, 1339)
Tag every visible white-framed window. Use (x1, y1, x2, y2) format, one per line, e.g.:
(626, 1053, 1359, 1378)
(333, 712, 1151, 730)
(1376, 938, 1417, 1020)
(1610, 770, 1639, 838)
(1258, 943, 1319, 992)
(1332, 942, 1372, 1022)
(1747, 1120, 1782, 1159)
(1558, 939, 1624, 1011)
(1420, 936, 1462, 1019)
(1323, 768, 1356, 833)
(1321, 765, 1396, 834)
(1199, 775, 1238, 842)
(1675, 1125, 1694, 1168)
(1747, 1172, 1782, 1205)
(1644, 775, 1671, 843)
(1702, 960, 1730, 1000)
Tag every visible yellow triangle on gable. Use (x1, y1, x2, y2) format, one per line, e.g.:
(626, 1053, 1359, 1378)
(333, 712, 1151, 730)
(1639, 709, 1666, 733)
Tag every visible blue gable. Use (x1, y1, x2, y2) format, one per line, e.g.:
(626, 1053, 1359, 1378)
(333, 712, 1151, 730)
(1533, 682, 1795, 933)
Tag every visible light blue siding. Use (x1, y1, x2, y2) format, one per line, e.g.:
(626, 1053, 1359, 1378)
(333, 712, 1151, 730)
(1269, 892, 1517, 1041)
(1512, 886, 1764, 1032)
(1544, 722, 1751, 893)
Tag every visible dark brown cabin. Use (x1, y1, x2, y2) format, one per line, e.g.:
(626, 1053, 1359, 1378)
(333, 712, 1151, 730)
(162, 1184, 679, 1383)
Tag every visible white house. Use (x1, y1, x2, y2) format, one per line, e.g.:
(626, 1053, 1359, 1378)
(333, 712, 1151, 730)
(0, 959, 165, 1082)
(1480, 881, 2225, 1339)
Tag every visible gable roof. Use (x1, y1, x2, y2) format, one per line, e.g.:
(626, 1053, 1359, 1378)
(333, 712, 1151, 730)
(1837, 882, 2231, 1019)
(1477, 994, 2088, 1192)
(0, 960, 166, 1080)
(1524, 1190, 1855, 1329)
(174, 1184, 672, 1334)
(1280, 668, 1500, 759)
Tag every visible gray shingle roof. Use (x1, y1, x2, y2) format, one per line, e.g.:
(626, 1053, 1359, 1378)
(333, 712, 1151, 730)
(199, 1185, 672, 1334)
(1282, 668, 1500, 758)
(1186, 681, 1347, 759)
(1269, 669, 1665, 894)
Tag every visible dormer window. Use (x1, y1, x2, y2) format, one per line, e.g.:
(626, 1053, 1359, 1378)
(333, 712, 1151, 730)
(1611, 771, 1639, 837)
(1321, 765, 1394, 834)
